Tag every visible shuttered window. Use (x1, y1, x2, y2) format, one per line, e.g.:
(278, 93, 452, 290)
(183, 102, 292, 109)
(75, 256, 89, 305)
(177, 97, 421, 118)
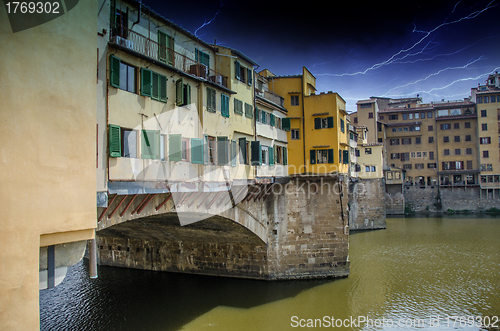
(270, 113, 275, 127)
(109, 55, 120, 88)
(269, 146, 274, 166)
(190, 138, 204, 164)
(234, 98, 243, 115)
(221, 94, 230, 118)
(140, 68, 152, 97)
(206, 87, 216, 112)
(169, 134, 182, 161)
(342, 150, 349, 164)
(283, 146, 288, 165)
(247, 68, 252, 86)
(217, 137, 229, 165)
(245, 103, 253, 118)
(158, 31, 174, 65)
(251, 141, 261, 166)
(176, 78, 191, 106)
(239, 137, 247, 164)
(108, 124, 121, 157)
(141, 130, 160, 159)
(282, 117, 291, 131)
(195, 48, 210, 68)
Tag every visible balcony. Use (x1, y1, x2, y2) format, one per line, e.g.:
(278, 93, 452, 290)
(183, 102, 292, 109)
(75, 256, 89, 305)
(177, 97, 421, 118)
(110, 24, 228, 88)
(256, 87, 285, 108)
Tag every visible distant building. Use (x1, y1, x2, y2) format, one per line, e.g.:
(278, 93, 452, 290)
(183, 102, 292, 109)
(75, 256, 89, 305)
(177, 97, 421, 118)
(261, 67, 349, 176)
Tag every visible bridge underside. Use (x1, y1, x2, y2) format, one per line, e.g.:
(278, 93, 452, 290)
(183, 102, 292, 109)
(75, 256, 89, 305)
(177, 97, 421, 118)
(97, 214, 269, 279)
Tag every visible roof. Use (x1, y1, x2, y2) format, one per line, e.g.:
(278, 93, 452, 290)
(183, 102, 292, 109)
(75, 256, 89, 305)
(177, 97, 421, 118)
(356, 99, 374, 105)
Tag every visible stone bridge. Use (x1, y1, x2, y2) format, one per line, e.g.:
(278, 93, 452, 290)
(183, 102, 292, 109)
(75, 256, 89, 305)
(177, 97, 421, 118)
(96, 176, 350, 280)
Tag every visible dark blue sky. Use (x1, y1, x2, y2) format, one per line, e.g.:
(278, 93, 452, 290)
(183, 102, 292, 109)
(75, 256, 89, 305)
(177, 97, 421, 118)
(142, 0, 500, 112)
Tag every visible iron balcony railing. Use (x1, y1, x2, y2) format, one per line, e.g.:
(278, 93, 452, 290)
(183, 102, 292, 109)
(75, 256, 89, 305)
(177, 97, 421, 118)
(256, 88, 285, 108)
(110, 25, 228, 88)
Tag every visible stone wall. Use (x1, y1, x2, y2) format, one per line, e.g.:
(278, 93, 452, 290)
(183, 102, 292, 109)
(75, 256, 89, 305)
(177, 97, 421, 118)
(403, 186, 500, 213)
(97, 176, 350, 280)
(349, 179, 386, 230)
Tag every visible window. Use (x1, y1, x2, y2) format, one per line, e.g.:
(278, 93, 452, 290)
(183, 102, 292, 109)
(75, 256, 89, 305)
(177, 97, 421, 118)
(482, 123, 488, 131)
(415, 113, 420, 119)
(483, 150, 489, 158)
(481, 109, 487, 117)
(484, 97, 489, 103)
(141, 130, 160, 159)
(465, 135, 471, 141)
(454, 123, 460, 129)
(416, 137, 421, 144)
(429, 151, 434, 160)
(390, 153, 400, 159)
(291, 95, 300, 106)
(411, 152, 416, 158)
(443, 149, 450, 156)
(195, 48, 210, 68)
(158, 31, 174, 65)
(353, 117, 358, 123)
(207, 88, 216, 112)
(282, 118, 291, 131)
(168, 134, 182, 161)
(315, 117, 334, 129)
(340, 118, 345, 133)
(181, 138, 190, 161)
(291, 129, 300, 140)
(443, 136, 449, 143)
(428, 163, 436, 169)
(389, 139, 400, 145)
(420, 112, 425, 119)
(310, 149, 333, 164)
(494, 96, 499, 103)
(176, 78, 191, 106)
(467, 161, 473, 170)
(221, 94, 230, 118)
(466, 148, 473, 155)
(122, 129, 137, 158)
(428, 136, 434, 143)
(234, 61, 251, 85)
(454, 136, 460, 142)
(427, 111, 433, 118)
(365, 148, 372, 155)
(409, 113, 413, 120)
(403, 164, 412, 170)
(389, 114, 398, 120)
(261, 110, 267, 124)
(238, 137, 247, 165)
(261, 146, 268, 165)
(428, 125, 433, 131)
(233, 98, 243, 115)
(119, 62, 136, 93)
(416, 163, 424, 170)
(477, 97, 483, 103)
(244, 103, 253, 119)
(379, 115, 384, 120)
(464, 122, 471, 128)
(190, 138, 204, 164)
(355, 149, 360, 157)
(275, 145, 283, 164)
(360, 103, 372, 108)
(368, 112, 374, 119)
(480, 137, 491, 144)
(402, 138, 411, 145)
(403, 113, 408, 120)
(455, 148, 461, 155)
(207, 136, 216, 165)
(440, 123, 451, 130)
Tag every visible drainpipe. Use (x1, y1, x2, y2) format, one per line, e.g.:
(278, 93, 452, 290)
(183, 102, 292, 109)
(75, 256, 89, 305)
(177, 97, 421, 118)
(131, 0, 141, 29)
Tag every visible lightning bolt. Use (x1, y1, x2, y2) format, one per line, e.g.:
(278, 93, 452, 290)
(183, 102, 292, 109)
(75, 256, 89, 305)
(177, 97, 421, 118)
(194, 0, 228, 37)
(314, 0, 498, 77)
(382, 56, 485, 96)
(383, 67, 500, 99)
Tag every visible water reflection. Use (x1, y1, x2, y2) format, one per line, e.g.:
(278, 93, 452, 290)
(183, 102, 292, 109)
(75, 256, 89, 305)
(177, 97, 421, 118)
(40, 216, 500, 331)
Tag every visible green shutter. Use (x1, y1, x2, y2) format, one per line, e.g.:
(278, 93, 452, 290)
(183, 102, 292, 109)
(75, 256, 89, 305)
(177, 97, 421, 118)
(221, 94, 229, 118)
(314, 118, 321, 129)
(327, 116, 334, 128)
(339, 149, 342, 163)
(247, 68, 252, 85)
(151, 72, 159, 100)
(282, 117, 291, 131)
(251, 141, 261, 166)
(167, 35, 174, 65)
(283, 147, 288, 165)
(141, 130, 159, 159)
(217, 137, 228, 165)
(176, 78, 183, 106)
(270, 113, 275, 127)
(310, 150, 316, 165)
(203, 135, 209, 165)
(255, 107, 260, 121)
(159, 74, 167, 102)
(235, 61, 240, 80)
(239, 137, 247, 164)
(261, 110, 266, 124)
(231, 140, 237, 167)
(108, 124, 121, 157)
(191, 138, 204, 164)
(185, 83, 191, 105)
(169, 134, 182, 161)
(158, 31, 167, 63)
(328, 149, 334, 164)
(141, 68, 152, 97)
(343, 150, 349, 164)
(109, 55, 120, 88)
(269, 146, 274, 166)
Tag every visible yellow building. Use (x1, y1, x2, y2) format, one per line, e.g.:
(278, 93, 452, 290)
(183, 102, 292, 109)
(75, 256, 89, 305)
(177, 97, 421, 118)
(261, 67, 348, 176)
(471, 73, 500, 197)
(1, 1, 97, 329)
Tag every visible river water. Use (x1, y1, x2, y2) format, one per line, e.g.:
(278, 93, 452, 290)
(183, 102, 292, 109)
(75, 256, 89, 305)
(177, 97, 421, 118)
(40, 216, 500, 330)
